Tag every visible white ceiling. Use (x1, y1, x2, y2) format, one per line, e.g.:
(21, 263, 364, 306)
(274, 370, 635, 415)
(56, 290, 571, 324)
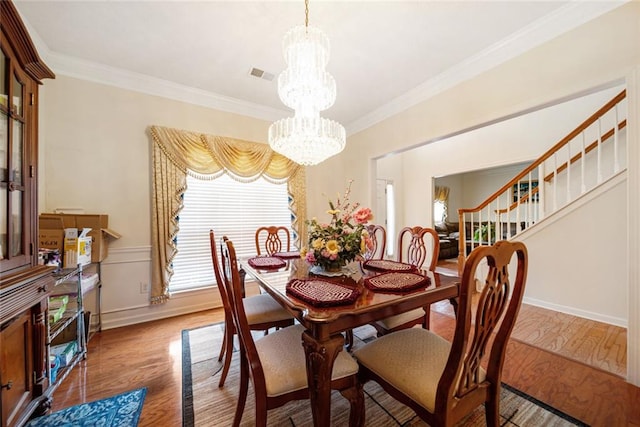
(13, 0, 626, 134)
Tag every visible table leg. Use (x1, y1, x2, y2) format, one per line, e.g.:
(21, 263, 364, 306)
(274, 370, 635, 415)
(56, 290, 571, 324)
(302, 331, 344, 427)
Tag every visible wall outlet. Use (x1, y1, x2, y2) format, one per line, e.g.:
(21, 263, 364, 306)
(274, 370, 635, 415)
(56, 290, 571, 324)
(139, 282, 150, 294)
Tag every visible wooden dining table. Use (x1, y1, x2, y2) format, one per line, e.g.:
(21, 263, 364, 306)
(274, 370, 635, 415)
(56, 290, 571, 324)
(240, 257, 459, 427)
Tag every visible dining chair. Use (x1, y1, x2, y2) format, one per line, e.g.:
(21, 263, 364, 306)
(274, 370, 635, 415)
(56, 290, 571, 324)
(354, 240, 528, 427)
(370, 226, 440, 337)
(345, 224, 388, 351)
(209, 229, 294, 388)
(364, 224, 387, 261)
(220, 237, 365, 427)
(255, 225, 290, 256)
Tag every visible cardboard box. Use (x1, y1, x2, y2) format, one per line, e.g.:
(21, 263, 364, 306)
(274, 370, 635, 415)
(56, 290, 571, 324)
(39, 217, 65, 253)
(63, 228, 92, 268)
(39, 214, 121, 263)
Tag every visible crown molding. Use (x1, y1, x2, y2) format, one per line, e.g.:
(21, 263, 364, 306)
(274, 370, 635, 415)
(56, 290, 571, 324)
(18, 1, 628, 135)
(346, 1, 629, 135)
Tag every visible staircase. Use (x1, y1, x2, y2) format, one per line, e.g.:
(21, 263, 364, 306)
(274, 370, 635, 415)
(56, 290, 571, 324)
(456, 90, 628, 273)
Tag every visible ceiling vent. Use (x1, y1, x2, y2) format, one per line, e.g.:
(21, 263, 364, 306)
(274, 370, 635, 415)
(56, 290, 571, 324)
(249, 67, 274, 82)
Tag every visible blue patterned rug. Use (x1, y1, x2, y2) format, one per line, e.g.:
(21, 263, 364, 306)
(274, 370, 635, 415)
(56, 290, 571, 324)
(26, 388, 147, 427)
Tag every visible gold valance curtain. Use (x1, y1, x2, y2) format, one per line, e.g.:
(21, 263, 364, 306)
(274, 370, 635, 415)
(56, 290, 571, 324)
(149, 125, 306, 304)
(434, 186, 449, 202)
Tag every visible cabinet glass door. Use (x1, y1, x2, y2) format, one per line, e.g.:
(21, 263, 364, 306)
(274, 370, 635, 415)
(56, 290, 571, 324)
(0, 48, 7, 261)
(0, 47, 30, 271)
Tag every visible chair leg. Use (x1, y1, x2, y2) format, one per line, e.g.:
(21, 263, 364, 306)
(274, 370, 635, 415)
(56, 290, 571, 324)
(218, 323, 235, 387)
(449, 297, 459, 319)
(233, 350, 250, 427)
(484, 390, 500, 427)
(217, 323, 227, 362)
(254, 401, 268, 427)
(339, 383, 365, 427)
(422, 305, 431, 330)
(345, 329, 354, 351)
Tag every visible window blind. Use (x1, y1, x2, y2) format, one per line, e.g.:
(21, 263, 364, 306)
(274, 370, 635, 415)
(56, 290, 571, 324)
(170, 174, 293, 292)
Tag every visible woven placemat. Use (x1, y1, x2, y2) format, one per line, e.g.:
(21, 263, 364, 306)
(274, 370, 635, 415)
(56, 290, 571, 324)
(362, 259, 416, 272)
(364, 272, 431, 293)
(272, 251, 301, 259)
(286, 278, 361, 307)
(247, 256, 286, 270)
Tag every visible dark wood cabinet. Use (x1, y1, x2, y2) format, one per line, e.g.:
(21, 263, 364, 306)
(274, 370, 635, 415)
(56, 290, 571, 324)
(0, 267, 52, 427)
(0, 0, 54, 275)
(0, 1, 55, 426)
(1, 311, 33, 427)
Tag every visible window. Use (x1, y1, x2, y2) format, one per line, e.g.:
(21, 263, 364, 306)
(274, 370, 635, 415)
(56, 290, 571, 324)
(385, 182, 395, 257)
(170, 174, 292, 292)
(433, 201, 446, 223)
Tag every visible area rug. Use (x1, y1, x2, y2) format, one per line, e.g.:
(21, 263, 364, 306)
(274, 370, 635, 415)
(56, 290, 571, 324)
(182, 323, 588, 426)
(26, 388, 147, 427)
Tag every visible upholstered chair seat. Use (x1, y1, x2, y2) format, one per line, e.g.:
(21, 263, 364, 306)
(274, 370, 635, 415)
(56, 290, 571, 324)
(374, 308, 426, 331)
(354, 328, 485, 412)
(244, 294, 296, 325)
(257, 324, 359, 397)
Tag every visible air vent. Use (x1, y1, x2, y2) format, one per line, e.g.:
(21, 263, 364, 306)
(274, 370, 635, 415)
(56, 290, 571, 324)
(249, 67, 275, 82)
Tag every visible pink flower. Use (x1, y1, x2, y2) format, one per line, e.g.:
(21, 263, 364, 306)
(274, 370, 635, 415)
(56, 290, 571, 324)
(305, 252, 316, 263)
(353, 208, 374, 225)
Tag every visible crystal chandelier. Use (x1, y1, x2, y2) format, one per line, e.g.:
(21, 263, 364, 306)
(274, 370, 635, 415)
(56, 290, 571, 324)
(268, 0, 345, 166)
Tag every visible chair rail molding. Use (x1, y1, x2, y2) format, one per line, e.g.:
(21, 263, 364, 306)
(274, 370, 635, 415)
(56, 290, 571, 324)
(97, 245, 222, 330)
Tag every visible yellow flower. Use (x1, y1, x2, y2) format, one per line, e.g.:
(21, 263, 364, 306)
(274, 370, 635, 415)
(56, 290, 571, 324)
(325, 240, 341, 255)
(327, 209, 340, 216)
(311, 238, 325, 250)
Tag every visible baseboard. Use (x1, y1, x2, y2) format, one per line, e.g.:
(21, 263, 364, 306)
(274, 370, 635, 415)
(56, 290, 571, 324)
(523, 296, 627, 328)
(100, 287, 222, 330)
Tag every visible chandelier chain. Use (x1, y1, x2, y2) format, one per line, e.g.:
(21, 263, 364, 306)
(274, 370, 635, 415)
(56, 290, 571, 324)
(304, 0, 309, 28)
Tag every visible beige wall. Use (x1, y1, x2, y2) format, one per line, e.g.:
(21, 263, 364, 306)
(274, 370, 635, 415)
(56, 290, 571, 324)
(40, 76, 271, 246)
(39, 76, 273, 327)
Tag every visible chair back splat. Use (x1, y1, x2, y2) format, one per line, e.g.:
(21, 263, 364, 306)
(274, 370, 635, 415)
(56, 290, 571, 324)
(255, 226, 290, 256)
(397, 226, 440, 271)
(364, 224, 386, 261)
(354, 240, 528, 427)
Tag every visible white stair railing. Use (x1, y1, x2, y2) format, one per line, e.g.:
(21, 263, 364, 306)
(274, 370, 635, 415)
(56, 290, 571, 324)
(456, 90, 627, 275)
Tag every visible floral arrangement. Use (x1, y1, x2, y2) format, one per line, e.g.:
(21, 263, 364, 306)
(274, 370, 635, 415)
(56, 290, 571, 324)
(301, 181, 374, 272)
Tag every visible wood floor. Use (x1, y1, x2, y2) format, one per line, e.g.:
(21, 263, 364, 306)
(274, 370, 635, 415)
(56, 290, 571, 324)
(49, 284, 640, 426)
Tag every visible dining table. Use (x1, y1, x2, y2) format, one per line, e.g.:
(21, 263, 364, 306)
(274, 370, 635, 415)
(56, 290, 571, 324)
(240, 256, 459, 427)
